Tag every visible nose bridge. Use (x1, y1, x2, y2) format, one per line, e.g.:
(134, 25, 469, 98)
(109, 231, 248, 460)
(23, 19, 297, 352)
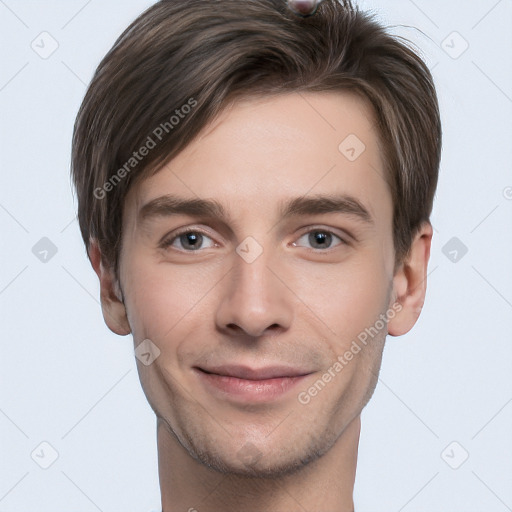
(234, 248, 272, 303)
(215, 240, 293, 337)
(233, 244, 280, 317)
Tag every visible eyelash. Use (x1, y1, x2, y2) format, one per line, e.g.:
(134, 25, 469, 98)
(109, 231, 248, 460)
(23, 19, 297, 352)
(160, 226, 349, 252)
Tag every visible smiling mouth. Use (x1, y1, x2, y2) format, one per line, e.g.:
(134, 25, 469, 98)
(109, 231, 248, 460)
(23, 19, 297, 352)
(193, 365, 314, 402)
(194, 364, 313, 380)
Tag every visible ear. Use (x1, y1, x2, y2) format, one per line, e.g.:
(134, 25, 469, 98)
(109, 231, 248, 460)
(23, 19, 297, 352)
(387, 221, 433, 337)
(88, 239, 131, 336)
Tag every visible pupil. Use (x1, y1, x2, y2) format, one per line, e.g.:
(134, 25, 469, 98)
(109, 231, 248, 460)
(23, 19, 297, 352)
(181, 232, 202, 249)
(309, 231, 331, 248)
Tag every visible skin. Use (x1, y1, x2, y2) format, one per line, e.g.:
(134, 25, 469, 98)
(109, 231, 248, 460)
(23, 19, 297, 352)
(90, 91, 432, 511)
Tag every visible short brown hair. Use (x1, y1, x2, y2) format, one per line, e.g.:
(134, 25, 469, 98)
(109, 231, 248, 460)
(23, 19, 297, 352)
(71, 0, 441, 275)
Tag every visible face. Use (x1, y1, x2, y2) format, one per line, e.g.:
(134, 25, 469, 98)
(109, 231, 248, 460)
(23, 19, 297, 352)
(117, 91, 399, 476)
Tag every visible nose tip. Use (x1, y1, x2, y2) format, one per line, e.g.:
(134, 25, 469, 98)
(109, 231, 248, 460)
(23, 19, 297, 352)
(225, 321, 282, 339)
(287, 0, 324, 16)
(215, 254, 294, 339)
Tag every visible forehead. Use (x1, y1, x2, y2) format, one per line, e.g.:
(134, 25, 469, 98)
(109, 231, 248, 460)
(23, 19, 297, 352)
(125, 91, 391, 227)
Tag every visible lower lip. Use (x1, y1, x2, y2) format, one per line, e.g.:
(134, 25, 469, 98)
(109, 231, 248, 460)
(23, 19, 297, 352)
(195, 369, 311, 403)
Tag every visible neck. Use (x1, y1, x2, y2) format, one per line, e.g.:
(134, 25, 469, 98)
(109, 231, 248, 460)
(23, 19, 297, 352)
(157, 414, 360, 512)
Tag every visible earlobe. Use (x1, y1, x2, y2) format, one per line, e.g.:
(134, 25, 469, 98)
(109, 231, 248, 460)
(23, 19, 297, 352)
(88, 239, 131, 336)
(387, 222, 433, 337)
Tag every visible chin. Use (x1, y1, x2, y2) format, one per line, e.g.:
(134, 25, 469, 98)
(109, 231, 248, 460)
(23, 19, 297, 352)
(183, 429, 336, 478)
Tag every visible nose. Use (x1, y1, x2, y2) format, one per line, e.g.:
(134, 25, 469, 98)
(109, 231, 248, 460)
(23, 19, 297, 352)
(215, 247, 294, 338)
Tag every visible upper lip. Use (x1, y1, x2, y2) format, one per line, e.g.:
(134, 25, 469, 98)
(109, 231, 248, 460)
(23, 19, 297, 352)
(195, 365, 313, 380)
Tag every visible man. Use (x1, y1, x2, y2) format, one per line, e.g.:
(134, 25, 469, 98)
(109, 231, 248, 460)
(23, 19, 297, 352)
(71, 0, 441, 510)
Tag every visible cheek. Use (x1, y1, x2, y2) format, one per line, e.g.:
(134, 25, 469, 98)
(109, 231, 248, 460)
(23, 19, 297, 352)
(121, 253, 223, 342)
(294, 253, 392, 349)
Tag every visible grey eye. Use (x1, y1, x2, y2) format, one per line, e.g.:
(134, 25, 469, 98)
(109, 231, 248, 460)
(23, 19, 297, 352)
(166, 230, 216, 251)
(287, 0, 324, 17)
(294, 230, 344, 250)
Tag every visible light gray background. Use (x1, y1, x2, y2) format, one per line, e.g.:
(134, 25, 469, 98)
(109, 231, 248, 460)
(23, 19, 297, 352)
(1, 0, 511, 510)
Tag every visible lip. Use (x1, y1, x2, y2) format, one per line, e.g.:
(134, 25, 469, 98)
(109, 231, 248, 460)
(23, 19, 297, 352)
(193, 365, 314, 403)
(196, 364, 312, 380)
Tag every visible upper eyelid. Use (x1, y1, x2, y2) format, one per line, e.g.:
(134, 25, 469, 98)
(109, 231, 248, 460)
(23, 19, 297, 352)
(296, 225, 349, 238)
(161, 225, 350, 248)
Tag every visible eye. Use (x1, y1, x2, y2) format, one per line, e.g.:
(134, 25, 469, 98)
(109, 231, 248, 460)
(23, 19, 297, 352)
(293, 229, 345, 250)
(161, 229, 216, 251)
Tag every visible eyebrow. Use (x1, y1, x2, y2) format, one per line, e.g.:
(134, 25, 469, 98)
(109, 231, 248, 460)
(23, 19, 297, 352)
(138, 193, 373, 225)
